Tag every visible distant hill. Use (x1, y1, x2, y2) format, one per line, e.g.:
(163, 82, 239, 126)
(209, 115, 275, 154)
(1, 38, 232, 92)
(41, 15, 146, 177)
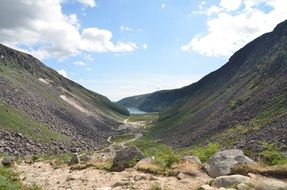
(118, 20, 287, 152)
(0, 43, 129, 155)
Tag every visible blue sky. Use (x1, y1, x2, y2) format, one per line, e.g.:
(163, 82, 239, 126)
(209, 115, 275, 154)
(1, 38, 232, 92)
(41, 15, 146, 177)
(1, 0, 287, 100)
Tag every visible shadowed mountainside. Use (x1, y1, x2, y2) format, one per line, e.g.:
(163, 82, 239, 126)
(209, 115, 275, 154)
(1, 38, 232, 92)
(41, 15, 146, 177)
(118, 20, 287, 152)
(0, 44, 129, 155)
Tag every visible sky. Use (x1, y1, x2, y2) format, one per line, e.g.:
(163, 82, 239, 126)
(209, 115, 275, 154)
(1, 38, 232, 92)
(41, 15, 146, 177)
(0, 0, 287, 101)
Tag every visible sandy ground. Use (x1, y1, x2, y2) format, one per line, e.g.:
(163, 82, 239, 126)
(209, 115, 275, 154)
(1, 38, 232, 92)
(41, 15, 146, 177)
(16, 161, 210, 190)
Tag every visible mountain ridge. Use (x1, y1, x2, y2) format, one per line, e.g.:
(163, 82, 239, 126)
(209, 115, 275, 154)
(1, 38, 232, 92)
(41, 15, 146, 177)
(118, 19, 287, 152)
(0, 43, 129, 155)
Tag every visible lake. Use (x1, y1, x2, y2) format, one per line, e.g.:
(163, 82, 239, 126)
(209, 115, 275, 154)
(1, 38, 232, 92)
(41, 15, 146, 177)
(127, 107, 146, 115)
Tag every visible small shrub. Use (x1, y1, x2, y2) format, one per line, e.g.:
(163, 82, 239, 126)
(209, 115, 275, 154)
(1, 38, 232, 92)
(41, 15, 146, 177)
(155, 149, 179, 169)
(0, 166, 41, 190)
(149, 182, 163, 190)
(260, 142, 287, 165)
(191, 143, 220, 163)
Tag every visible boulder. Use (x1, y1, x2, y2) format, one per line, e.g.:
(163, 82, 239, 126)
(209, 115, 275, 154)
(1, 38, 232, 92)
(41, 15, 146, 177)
(112, 181, 135, 188)
(213, 175, 250, 188)
(181, 156, 202, 165)
(134, 174, 148, 181)
(111, 146, 144, 171)
(1, 156, 16, 167)
(205, 149, 254, 177)
(135, 157, 155, 168)
(255, 179, 287, 190)
(69, 153, 80, 165)
(80, 154, 92, 162)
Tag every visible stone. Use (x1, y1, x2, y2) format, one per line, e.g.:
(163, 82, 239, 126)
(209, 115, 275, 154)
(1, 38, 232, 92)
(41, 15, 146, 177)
(254, 179, 287, 190)
(213, 175, 250, 188)
(69, 153, 80, 165)
(198, 185, 217, 190)
(1, 156, 16, 167)
(80, 154, 92, 162)
(205, 149, 254, 177)
(237, 183, 253, 190)
(111, 146, 144, 171)
(134, 174, 148, 181)
(112, 181, 135, 188)
(181, 156, 202, 165)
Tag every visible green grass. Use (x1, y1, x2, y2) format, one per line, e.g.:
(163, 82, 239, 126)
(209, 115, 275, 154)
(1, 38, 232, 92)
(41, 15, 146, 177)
(110, 134, 136, 143)
(0, 102, 67, 143)
(128, 113, 159, 123)
(0, 166, 41, 190)
(260, 142, 287, 165)
(180, 143, 220, 163)
(131, 136, 179, 168)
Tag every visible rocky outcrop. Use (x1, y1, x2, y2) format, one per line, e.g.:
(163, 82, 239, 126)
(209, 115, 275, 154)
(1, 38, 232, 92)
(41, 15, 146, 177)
(205, 149, 254, 177)
(111, 146, 144, 171)
(1, 156, 16, 167)
(213, 175, 250, 188)
(69, 153, 80, 165)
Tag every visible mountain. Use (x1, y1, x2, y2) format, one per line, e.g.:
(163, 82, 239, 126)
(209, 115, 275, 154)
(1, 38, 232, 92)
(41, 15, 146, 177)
(118, 20, 287, 152)
(0, 43, 129, 155)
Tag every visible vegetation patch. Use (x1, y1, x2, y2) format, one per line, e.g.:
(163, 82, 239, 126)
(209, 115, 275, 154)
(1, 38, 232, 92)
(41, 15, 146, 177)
(128, 113, 159, 127)
(131, 136, 179, 169)
(0, 166, 41, 190)
(110, 134, 136, 143)
(259, 142, 287, 165)
(180, 143, 220, 163)
(231, 163, 287, 179)
(0, 102, 67, 143)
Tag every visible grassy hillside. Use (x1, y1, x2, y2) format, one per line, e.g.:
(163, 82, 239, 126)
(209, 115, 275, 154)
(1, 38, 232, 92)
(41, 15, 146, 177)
(118, 20, 287, 152)
(0, 43, 129, 155)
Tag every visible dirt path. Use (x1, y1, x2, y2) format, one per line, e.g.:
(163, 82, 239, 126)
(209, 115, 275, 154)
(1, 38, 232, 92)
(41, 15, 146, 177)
(14, 118, 213, 190)
(15, 161, 210, 190)
(105, 117, 143, 159)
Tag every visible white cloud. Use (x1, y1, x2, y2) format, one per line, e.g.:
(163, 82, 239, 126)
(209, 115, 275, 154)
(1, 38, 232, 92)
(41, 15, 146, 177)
(76, 0, 96, 7)
(220, 0, 242, 11)
(0, 0, 137, 60)
(120, 25, 133, 32)
(73, 61, 86, 66)
(182, 0, 287, 57)
(58, 69, 68, 78)
(143, 43, 148, 50)
(161, 3, 166, 8)
(80, 28, 137, 53)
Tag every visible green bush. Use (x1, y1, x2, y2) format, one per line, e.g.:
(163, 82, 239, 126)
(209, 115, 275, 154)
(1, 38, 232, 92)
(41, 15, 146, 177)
(191, 143, 220, 163)
(0, 167, 20, 190)
(155, 149, 179, 168)
(260, 142, 287, 165)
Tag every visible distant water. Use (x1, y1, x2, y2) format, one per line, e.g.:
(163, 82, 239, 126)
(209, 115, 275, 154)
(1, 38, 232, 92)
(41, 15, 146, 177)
(127, 107, 146, 115)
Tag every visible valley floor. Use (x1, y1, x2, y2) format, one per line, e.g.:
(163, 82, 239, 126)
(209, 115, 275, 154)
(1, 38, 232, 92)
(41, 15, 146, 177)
(15, 161, 210, 190)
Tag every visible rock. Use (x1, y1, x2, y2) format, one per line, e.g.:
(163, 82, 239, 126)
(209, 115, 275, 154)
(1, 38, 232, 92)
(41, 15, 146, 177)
(149, 176, 159, 181)
(80, 154, 92, 162)
(213, 175, 250, 188)
(1, 156, 16, 167)
(237, 183, 253, 190)
(205, 149, 254, 177)
(112, 181, 135, 188)
(171, 161, 201, 177)
(198, 184, 217, 190)
(177, 172, 187, 180)
(111, 146, 144, 171)
(135, 157, 155, 169)
(181, 156, 202, 165)
(69, 153, 80, 165)
(134, 174, 148, 181)
(254, 179, 287, 190)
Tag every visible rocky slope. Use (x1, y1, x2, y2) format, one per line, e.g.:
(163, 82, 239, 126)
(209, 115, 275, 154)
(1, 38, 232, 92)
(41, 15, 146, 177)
(0, 43, 129, 156)
(118, 20, 287, 152)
